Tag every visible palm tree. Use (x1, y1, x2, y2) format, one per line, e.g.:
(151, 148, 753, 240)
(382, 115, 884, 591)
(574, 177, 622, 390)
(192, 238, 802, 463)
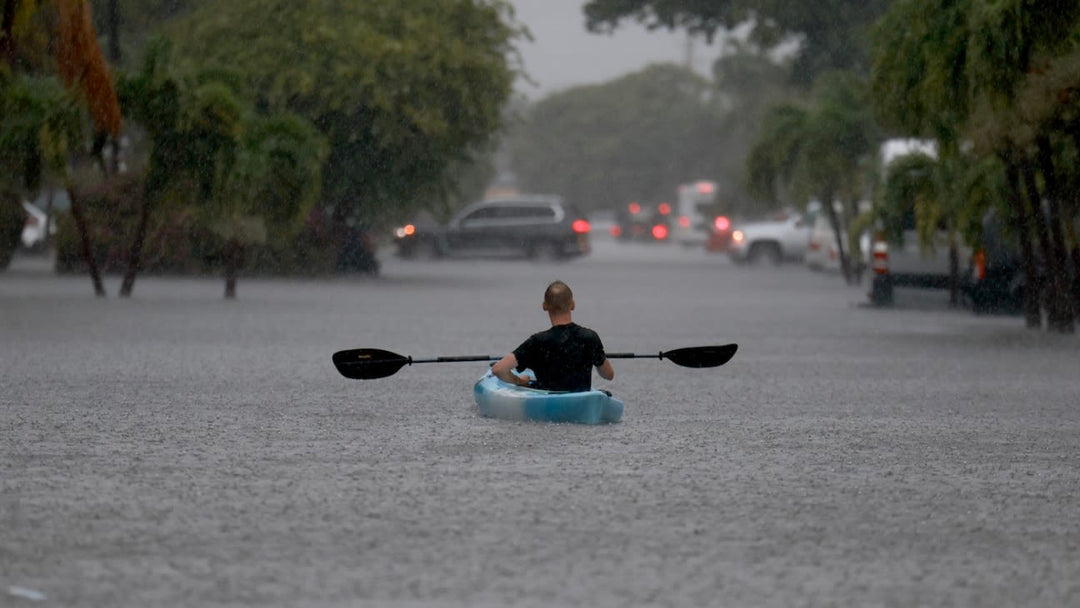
(207, 113, 326, 299)
(746, 74, 878, 284)
(2, 0, 123, 296)
(873, 0, 1080, 331)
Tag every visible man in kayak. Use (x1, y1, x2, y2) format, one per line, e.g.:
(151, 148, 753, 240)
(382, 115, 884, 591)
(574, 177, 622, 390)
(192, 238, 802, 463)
(491, 280, 615, 392)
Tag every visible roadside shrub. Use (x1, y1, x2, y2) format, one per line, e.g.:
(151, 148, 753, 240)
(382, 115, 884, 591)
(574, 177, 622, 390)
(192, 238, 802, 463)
(54, 176, 343, 276)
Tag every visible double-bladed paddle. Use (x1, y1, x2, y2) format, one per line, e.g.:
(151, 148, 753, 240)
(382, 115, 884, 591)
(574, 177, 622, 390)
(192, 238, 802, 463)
(332, 344, 738, 380)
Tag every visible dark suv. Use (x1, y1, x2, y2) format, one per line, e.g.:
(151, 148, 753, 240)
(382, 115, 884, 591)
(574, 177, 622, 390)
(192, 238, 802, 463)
(394, 195, 591, 260)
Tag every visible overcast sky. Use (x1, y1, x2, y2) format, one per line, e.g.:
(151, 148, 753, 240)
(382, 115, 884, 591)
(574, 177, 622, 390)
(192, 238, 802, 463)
(508, 0, 723, 99)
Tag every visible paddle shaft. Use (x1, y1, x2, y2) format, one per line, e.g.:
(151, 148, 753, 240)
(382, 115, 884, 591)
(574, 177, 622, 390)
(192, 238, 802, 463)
(406, 352, 668, 365)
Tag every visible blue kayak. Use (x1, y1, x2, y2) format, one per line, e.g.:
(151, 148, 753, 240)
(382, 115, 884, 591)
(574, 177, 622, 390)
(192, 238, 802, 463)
(473, 370, 623, 424)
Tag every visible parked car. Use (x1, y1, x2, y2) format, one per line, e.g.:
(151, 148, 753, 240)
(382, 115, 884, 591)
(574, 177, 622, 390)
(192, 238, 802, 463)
(961, 209, 1028, 315)
(21, 201, 54, 251)
(728, 207, 816, 265)
(393, 195, 591, 260)
(612, 201, 671, 243)
(868, 209, 972, 306)
(804, 206, 871, 274)
(804, 211, 838, 271)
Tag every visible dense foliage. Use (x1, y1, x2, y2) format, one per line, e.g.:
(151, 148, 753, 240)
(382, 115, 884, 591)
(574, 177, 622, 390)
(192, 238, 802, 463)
(165, 0, 524, 227)
(582, 0, 892, 84)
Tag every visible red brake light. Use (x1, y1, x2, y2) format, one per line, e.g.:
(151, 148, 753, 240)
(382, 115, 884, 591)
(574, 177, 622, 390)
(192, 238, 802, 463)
(872, 234, 889, 274)
(572, 219, 591, 234)
(657, 202, 671, 215)
(678, 216, 691, 228)
(697, 182, 714, 194)
(713, 216, 730, 232)
(652, 224, 668, 240)
(973, 250, 986, 281)
(628, 202, 641, 215)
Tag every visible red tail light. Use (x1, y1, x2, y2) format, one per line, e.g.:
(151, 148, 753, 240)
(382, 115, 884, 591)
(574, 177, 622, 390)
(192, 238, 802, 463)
(973, 250, 986, 281)
(714, 216, 730, 232)
(572, 219, 591, 234)
(652, 224, 668, 240)
(628, 202, 641, 215)
(657, 202, 671, 215)
(609, 225, 622, 238)
(679, 216, 691, 228)
(872, 234, 889, 275)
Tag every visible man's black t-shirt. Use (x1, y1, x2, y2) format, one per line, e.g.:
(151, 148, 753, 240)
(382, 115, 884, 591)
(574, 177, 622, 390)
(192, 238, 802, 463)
(513, 322, 606, 392)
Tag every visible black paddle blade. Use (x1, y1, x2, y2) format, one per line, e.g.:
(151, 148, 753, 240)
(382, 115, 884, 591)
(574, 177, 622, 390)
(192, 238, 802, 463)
(661, 344, 738, 368)
(332, 348, 410, 380)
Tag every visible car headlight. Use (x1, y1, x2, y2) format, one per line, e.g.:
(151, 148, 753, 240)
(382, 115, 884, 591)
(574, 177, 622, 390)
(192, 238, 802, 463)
(394, 224, 417, 239)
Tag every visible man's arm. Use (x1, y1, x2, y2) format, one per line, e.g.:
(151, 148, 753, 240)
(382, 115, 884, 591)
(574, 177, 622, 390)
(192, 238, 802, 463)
(492, 353, 531, 386)
(596, 358, 614, 381)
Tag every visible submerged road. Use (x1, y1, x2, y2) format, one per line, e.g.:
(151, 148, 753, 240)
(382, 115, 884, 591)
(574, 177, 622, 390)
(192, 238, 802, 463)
(2, 241, 1079, 607)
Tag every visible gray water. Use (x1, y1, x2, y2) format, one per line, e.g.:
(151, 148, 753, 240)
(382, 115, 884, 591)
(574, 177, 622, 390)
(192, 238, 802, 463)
(3, 243, 1079, 606)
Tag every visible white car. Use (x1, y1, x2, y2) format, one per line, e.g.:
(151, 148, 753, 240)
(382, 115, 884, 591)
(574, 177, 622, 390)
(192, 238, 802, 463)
(805, 211, 873, 276)
(728, 207, 816, 265)
(804, 211, 840, 271)
(21, 201, 54, 251)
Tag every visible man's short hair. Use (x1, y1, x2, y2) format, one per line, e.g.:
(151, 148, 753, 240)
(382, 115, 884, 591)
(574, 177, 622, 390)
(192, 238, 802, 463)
(544, 280, 574, 313)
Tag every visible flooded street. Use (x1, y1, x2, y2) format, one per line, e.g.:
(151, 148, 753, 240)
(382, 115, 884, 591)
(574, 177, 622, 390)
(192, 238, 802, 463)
(3, 242, 1079, 607)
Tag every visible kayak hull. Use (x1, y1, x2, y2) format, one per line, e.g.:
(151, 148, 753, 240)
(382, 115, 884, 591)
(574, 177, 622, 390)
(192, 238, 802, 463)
(473, 371, 623, 424)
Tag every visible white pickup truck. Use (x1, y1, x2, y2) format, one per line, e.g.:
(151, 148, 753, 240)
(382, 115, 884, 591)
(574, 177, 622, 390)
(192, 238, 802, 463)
(869, 211, 971, 305)
(728, 208, 816, 265)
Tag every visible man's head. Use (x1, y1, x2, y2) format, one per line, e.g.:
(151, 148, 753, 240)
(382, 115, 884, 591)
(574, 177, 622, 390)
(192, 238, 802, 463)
(542, 280, 575, 315)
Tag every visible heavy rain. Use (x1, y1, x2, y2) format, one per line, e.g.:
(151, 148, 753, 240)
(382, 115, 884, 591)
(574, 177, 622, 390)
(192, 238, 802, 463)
(2, 1, 1079, 606)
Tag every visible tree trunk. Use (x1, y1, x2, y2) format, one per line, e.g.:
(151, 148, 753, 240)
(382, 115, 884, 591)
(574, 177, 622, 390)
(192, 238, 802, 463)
(821, 195, 851, 284)
(1035, 136, 1075, 333)
(107, 0, 121, 64)
(948, 241, 959, 308)
(1003, 159, 1042, 329)
(1, 0, 15, 65)
(42, 186, 55, 249)
(67, 187, 106, 297)
(1021, 162, 1055, 323)
(1065, 220, 1080, 318)
(118, 186, 151, 297)
(224, 239, 241, 299)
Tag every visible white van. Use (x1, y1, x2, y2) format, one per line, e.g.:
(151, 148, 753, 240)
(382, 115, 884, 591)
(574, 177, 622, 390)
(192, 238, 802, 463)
(673, 180, 717, 246)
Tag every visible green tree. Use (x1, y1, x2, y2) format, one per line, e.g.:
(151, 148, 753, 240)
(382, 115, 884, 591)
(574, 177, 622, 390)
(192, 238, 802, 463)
(117, 41, 326, 298)
(582, 0, 892, 84)
(871, 0, 990, 309)
(3, 0, 124, 295)
(166, 0, 523, 232)
(745, 72, 878, 283)
(709, 47, 794, 214)
(872, 0, 1080, 331)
